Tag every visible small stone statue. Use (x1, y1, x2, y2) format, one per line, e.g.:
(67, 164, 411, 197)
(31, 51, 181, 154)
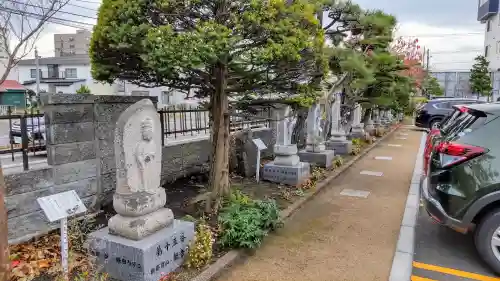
(109, 99, 173, 240)
(135, 117, 156, 192)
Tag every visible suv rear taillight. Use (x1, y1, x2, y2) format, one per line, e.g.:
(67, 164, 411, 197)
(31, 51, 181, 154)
(458, 106, 468, 113)
(423, 129, 442, 175)
(436, 142, 486, 168)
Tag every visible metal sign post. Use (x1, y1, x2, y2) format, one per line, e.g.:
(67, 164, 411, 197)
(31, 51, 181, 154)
(37, 190, 87, 281)
(60, 217, 69, 281)
(252, 138, 267, 182)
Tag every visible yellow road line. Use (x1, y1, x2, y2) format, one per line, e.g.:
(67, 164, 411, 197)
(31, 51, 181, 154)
(413, 261, 500, 281)
(411, 276, 437, 281)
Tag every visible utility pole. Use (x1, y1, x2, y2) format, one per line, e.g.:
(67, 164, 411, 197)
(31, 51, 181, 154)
(0, 158, 8, 281)
(422, 47, 426, 69)
(426, 49, 430, 72)
(35, 47, 40, 98)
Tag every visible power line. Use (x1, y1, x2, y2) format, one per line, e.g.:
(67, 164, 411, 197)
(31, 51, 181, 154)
(72, 0, 100, 4)
(0, 6, 94, 30)
(431, 61, 474, 64)
(67, 2, 97, 11)
(4, 0, 97, 19)
(431, 49, 483, 54)
(400, 32, 483, 38)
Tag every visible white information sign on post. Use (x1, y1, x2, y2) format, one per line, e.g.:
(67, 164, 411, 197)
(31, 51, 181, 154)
(37, 190, 87, 281)
(252, 138, 267, 182)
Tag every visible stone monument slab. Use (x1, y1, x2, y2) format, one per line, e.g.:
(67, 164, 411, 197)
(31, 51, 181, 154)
(325, 141, 352, 155)
(298, 150, 335, 168)
(262, 106, 310, 185)
(262, 162, 310, 186)
(350, 104, 365, 139)
(87, 99, 194, 280)
(326, 94, 352, 155)
(88, 220, 194, 281)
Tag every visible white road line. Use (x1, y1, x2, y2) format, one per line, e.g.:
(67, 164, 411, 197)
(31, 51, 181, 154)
(375, 156, 393, 160)
(360, 170, 383, 177)
(340, 189, 370, 198)
(388, 144, 402, 147)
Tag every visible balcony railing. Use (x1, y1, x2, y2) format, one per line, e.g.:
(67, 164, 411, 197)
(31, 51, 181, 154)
(29, 71, 78, 80)
(478, 0, 499, 22)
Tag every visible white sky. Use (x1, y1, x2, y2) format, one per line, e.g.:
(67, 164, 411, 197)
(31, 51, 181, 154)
(29, 1, 485, 72)
(395, 22, 484, 72)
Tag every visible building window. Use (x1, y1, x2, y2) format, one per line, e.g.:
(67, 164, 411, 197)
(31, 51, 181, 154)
(30, 69, 42, 78)
(486, 45, 490, 57)
(69, 37, 74, 41)
(65, 68, 77, 78)
(162, 91, 173, 104)
(487, 20, 491, 31)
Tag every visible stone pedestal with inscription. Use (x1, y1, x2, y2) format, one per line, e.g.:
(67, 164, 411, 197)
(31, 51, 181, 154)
(87, 99, 194, 281)
(364, 110, 375, 136)
(298, 150, 335, 169)
(262, 106, 310, 185)
(349, 103, 365, 139)
(297, 103, 335, 168)
(88, 220, 194, 281)
(380, 110, 391, 128)
(326, 93, 352, 155)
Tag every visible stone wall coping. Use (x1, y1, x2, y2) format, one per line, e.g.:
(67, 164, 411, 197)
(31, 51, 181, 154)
(164, 127, 271, 148)
(40, 93, 158, 106)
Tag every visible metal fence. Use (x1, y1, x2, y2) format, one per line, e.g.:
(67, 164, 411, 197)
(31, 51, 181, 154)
(0, 104, 273, 170)
(0, 106, 45, 171)
(157, 104, 272, 145)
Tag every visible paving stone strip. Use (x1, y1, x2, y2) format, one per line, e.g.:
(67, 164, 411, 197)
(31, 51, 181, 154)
(214, 128, 423, 281)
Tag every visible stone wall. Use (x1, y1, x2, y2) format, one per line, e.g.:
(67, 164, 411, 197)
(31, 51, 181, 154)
(161, 128, 274, 183)
(5, 94, 275, 244)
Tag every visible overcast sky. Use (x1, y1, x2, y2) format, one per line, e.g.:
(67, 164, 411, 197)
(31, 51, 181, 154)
(32, 0, 484, 71)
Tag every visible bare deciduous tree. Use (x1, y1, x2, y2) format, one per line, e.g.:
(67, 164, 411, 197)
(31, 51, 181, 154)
(0, 1, 69, 280)
(0, 0, 70, 84)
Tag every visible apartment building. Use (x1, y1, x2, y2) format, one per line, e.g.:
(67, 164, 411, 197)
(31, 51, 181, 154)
(53, 29, 92, 57)
(15, 54, 192, 105)
(479, 0, 500, 70)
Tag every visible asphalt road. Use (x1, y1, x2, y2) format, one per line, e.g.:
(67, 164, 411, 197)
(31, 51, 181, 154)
(412, 205, 500, 280)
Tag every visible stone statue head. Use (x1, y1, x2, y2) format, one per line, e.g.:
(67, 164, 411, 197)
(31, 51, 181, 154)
(141, 117, 154, 141)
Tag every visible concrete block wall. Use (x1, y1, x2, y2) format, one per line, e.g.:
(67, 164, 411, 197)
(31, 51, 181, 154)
(161, 128, 274, 184)
(5, 94, 275, 244)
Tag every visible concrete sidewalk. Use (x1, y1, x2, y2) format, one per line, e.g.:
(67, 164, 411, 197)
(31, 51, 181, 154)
(217, 128, 423, 281)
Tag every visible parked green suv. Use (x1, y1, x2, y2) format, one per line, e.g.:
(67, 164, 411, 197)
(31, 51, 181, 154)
(421, 103, 500, 274)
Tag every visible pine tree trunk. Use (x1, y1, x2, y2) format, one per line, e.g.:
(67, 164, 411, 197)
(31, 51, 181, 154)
(0, 164, 9, 281)
(207, 63, 230, 213)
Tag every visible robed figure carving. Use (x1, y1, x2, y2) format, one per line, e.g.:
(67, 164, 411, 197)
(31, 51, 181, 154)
(108, 99, 173, 240)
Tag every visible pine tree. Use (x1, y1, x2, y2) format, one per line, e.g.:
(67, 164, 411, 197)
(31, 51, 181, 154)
(90, 0, 325, 212)
(470, 55, 493, 101)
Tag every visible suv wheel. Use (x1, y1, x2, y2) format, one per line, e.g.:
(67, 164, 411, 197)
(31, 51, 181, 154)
(475, 210, 500, 274)
(429, 119, 441, 129)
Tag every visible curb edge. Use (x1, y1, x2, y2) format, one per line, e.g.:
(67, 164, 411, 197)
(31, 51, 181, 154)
(388, 130, 426, 281)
